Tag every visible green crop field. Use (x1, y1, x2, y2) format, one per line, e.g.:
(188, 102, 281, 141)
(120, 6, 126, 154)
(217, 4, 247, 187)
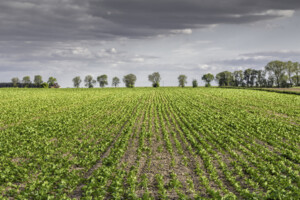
(0, 88, 299, 199)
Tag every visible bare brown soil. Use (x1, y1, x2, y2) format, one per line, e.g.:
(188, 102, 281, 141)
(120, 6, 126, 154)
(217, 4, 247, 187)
(266, 87, 300, 92)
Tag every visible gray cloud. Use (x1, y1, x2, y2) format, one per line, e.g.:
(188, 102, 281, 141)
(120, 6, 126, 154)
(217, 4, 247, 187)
(240, 51, 300, 59)
(0, 40, 160, 73)
(90, 0, 299, 31)
(0, 0, 299, 41)
(215, 51, 300, 69)
(0, 1, 300, 87)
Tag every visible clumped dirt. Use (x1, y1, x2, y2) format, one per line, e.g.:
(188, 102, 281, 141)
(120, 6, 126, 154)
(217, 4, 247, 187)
(11, 157, 28, 165)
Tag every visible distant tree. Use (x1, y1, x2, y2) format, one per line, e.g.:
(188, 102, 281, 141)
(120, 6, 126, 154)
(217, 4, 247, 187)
(84, 75, 96, 88)
(233, 70, 244, 86)
(265, 61, 286, 87)
(249, 69, 258, 87)
(243, 69, 252, 87)
(267, 75, 275, 87)
(112, 77, 120, 87)
(292, 75, 300, 86)
(73, 76, 82, 88)
(281, 74, 290, 88)
(192, 79, 198, 88)
(97, 74, 108, 88)
(215, 71, 233, 86)
(285, 61, 297, 86)
(293, 62, 300, 86)
(22, 76, 31, 87)
(256, 70, 267, 87)
(178, 75, 187, 87)
(202, 73, 214, 87)
(148, 72, 161, 87)
(47, 77, 57, 87)
(11, 77, 19, 87)
(123, 74, 137, 88)
(34, 75, 43, 87)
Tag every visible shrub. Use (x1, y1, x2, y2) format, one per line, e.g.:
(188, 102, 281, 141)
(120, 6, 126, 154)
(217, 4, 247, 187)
(153, 83, 160, 88)
(41, 82, 49, 88)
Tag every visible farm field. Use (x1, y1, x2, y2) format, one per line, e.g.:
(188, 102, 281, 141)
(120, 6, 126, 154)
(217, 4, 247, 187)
(0, 88, 299, 199)
(262, 87, 300, 93)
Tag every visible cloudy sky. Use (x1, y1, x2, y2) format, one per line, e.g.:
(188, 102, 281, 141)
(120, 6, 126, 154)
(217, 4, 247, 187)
(1, 0, 300, 87)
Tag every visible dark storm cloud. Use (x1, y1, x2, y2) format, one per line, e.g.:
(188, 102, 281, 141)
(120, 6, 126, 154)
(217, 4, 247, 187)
(0, 0, 300, 41)
(1, 0, 300, 87)
(0, 0, 111, 41)
(89, 0, 300, 31)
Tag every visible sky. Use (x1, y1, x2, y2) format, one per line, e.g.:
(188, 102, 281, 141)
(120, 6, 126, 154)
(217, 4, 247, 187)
(0, 0, 300, 87)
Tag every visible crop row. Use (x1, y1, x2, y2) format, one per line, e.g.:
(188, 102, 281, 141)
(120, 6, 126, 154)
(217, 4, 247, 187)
(0, 88, 299, 199)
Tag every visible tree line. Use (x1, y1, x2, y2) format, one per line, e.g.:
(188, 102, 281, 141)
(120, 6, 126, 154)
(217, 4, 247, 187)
(71, 61, 299, 88)
(1, 75, 60, 88)
(215, 61, 300, 87)
(72, 74, 138, 88)
(71, 73, 214, 88)
(3, 60, 299, 88)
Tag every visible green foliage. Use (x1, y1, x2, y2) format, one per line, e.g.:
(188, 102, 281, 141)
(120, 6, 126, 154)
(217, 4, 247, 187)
(97, 74, 108, 88)
(72, 76, 82, 88)
(22, 76, 31, 86)
(148, 72, 161, 87)
(152, 83, 160, 88)
(0, 88, 299, 199)
(41, 82, 49, 88)
(34, 75, 43, 87)
(123, 74, 137, 88)
(192, 79, 198, 88)
(112, 77, 120, 87)
(84, 75, 96, 88)
(47, 77, 57, 87)
(198, 60, 299, 88)
(202, 73, 214, 86)
(11, 77, 19, 87)
(265, 60, 286, 87)
(178, 74, 187, 87)
(233, 70, 244, 87)
(215, 71, 233, 86)
(292, 75, 300, 86)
